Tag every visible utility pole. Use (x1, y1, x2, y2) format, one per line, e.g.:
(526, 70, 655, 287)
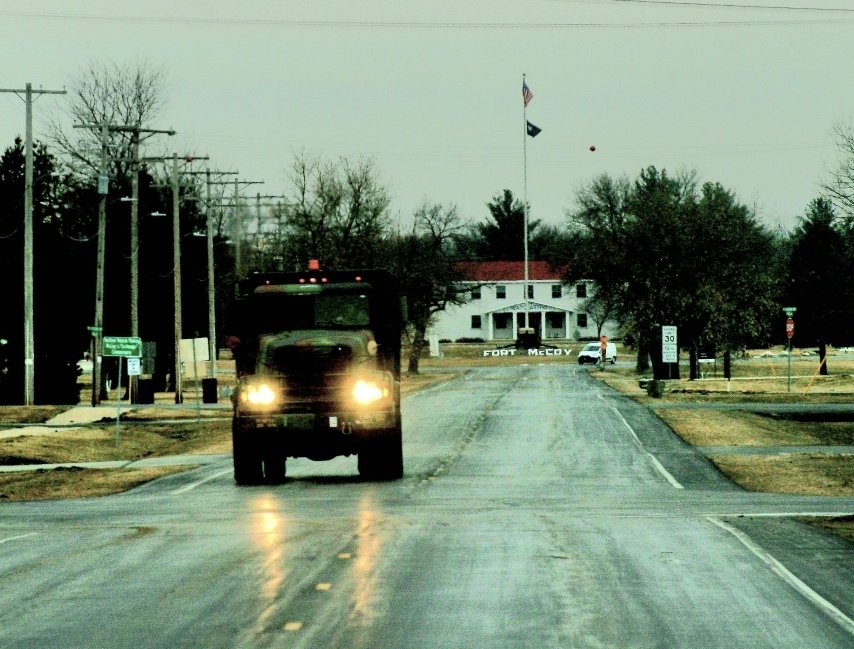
(126, 126, 174, 404)
(232, 178, 264, 279)
(76, 122, 162, 405)
(145, 154, 209, 403)
(180, 167, 238, 386)
(254, 193, 288, 269)
(93, 123, 109, 405)
(171, 154, 183, 403)
(0, 83, 66, 405)
(203, 170, 237, 380)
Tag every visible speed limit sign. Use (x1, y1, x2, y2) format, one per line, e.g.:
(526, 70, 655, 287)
(662, 325, 678, 363)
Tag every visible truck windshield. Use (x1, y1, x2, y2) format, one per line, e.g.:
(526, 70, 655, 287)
(316, 294, 370, 326)
(251, 292, 371, 332)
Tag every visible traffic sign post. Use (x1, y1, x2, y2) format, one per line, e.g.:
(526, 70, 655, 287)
(101, 336, 142, 445)
(785, 315, 795, 393)
(782, 308, 796, 393)
(661, 326, 678, 382)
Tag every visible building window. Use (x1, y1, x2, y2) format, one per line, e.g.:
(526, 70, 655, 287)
(547, 313, 564, 328)
(471, 286, 481, 300)
(494, 313, 511, 330)
(527, 285, 534, 299)
(552, 284, 562, 299)
(471, 315, 482, 329)
(577, 313, 588, 328)
(576, 283, 587, 298)
(496, 285, 506, 299)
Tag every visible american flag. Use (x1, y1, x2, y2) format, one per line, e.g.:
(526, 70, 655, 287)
(522, 81, 533, 107)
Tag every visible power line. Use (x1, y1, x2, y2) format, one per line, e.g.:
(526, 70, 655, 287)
(1, 9, 852, 28)
(610, 1, 854, 12)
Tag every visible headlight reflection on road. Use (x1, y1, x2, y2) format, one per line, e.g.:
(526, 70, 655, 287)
(250, 497, 290, 611)
(351, 492, 385, 625)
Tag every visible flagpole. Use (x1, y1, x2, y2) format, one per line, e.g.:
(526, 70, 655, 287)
(522, 73, 530, 334)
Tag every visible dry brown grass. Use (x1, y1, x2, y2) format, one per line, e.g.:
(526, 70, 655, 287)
(0, 467, 187, 501)
(0, 417, 233, 467)
(654, 410, 834, 447)
(0, 405, 67, 424)
(711, 454, 854, 497)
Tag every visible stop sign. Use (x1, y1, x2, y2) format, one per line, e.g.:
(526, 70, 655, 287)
(786, 317, 794, 339)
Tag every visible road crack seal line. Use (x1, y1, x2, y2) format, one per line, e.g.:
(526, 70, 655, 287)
(412, 379, 510, 487)
(708, 516, 854, 637)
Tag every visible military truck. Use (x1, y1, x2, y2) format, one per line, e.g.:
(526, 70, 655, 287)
(226, 261, 407, 484)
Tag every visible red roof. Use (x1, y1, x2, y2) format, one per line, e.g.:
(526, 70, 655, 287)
(456, 261, 564, 282)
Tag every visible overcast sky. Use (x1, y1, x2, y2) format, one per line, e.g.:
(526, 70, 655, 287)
(2, 1, 853, 233)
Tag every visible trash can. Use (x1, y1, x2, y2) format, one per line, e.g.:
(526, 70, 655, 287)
(137, 378, 155, 404)
(202, 377, 218, 404)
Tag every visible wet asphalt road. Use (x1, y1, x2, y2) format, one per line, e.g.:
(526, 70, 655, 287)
(1, 364, 853, 648)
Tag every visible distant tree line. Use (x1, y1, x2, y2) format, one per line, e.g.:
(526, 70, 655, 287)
(3, 61, 854, 402)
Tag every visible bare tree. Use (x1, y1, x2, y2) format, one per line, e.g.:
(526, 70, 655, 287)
(581, 293, 619, 340)
(47, 60, 169, 180)
(390, 201, 468, 374)
(278, 151, 391, 270)
(823, 118, 854, 218)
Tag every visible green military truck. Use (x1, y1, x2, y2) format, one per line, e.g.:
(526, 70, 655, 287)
(226, 262, 407, 484)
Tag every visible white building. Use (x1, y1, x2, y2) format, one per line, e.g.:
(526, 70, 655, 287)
(427, 261, 619, 343)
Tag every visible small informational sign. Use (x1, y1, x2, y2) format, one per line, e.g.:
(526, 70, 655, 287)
(127, 357, 141, 376)
(102, 336, 142, 357)
(662, 326, 678, 363)
(180, 337, 210, 363)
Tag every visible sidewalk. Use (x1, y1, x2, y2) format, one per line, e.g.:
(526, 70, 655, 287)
(0, 405, 229, 474)
(0, 406, 133, 439)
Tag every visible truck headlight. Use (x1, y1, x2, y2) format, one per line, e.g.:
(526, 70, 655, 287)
(240, 382, 278, 407)
(352, 379, 387, 405)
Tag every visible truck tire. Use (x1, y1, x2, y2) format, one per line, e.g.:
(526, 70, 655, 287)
(262, 455, 286, 484)
(358, 428, 403, 481)
(232, 424, 263, 485)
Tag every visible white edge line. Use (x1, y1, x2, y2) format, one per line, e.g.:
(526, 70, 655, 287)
(607, 399, 685, 489)
(0, 532, 37, 544)
(170, 468, 233, 495)
(645, 452, 684, 490)
(708, 516, 854, 637)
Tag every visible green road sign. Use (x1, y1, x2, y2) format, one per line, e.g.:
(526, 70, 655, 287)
(102, 336, 142, 357)
(782, 306, 797, 317)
